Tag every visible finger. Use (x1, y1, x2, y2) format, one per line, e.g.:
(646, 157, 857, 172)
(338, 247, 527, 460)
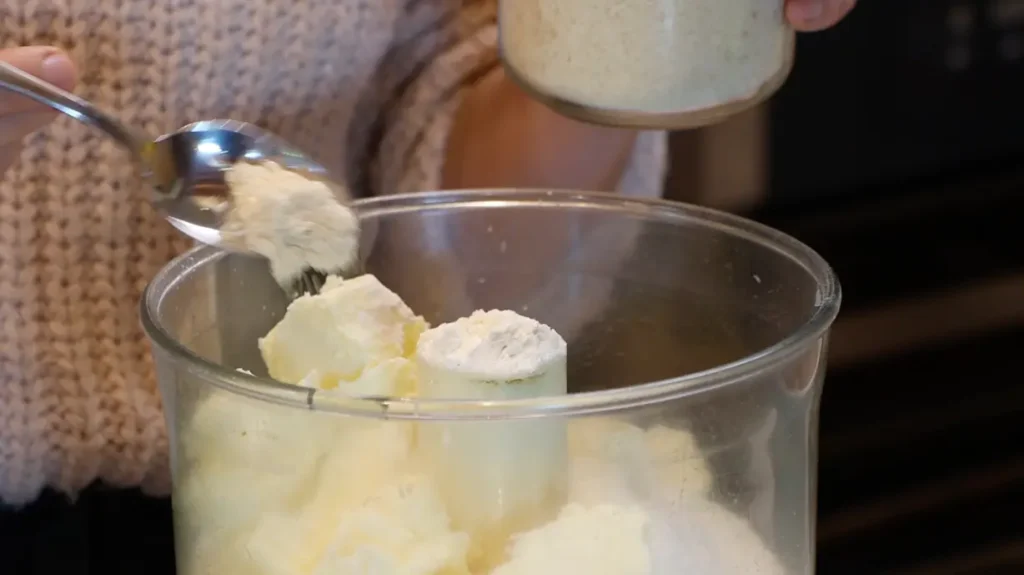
(0, 113, 50, 171)
(0, 111, 58, 145)
(0, 46, 77, 115)
(0, 112, 56, 172)
(786, 0, 857, 32)
(0, 141, 21, 173)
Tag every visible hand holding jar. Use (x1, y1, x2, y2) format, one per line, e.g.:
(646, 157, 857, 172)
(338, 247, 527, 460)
(787, 0, 858, 31)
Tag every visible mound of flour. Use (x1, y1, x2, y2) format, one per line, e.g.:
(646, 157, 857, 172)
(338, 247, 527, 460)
(221, 161, 359, 284)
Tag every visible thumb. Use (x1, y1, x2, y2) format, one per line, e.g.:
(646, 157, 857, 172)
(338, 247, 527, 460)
(0, 47, 77, 158)
(786, 0, 856, 32)
(0, 46, 77, 115)
(0, 47, 77, 171)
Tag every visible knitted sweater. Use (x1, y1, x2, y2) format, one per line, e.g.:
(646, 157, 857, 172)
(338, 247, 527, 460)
(0, 0, 667, 506)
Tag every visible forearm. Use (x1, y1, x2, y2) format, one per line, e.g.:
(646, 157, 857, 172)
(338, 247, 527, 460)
(442, 66, 637, 192)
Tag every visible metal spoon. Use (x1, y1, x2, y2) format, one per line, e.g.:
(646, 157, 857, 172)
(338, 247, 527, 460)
(0, 60, 333, 248)
(0, 61, 350, 296)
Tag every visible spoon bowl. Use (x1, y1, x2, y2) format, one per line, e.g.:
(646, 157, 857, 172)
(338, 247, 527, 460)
(147, 119, 333, 245)
(0, 61, 334, 248)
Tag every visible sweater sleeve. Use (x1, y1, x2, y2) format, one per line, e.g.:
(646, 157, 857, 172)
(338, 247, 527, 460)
(353, 0, 668, 198)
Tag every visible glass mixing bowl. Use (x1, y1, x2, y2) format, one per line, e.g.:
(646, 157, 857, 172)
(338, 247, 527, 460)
(142, 190, 840, 575)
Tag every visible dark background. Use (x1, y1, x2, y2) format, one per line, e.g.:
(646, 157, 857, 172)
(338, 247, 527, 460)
(4, 1, 1024, 573)
(734, 0, 1024, 572)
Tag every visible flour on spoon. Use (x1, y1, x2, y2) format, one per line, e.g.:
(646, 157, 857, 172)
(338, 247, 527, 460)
(221, 161, 359, 285)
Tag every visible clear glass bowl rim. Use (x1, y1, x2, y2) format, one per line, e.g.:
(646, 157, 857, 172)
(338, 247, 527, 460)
(140, 189, 841, 421)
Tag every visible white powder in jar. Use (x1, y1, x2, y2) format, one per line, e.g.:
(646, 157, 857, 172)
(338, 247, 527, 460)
(500, 0, 794, 115)
(221, 161, 359, 285)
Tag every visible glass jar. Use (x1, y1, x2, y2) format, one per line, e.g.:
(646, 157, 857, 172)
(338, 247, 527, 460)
(499, 0, 796, 129)
(142, 190, 840, 575)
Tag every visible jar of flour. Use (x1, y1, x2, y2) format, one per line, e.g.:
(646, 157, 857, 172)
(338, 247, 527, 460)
(499, 0, 795, 129)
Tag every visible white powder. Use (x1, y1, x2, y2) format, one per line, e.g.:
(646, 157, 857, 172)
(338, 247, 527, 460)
(500, 0, 793, 115)
(492, 504, 651, 575)
(221, 161, 360, 284)
(646, 501, 785, 575)
(416, 309, 567, 381)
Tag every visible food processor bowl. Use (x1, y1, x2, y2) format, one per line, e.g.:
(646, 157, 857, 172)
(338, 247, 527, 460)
(142, 189, 840, 575)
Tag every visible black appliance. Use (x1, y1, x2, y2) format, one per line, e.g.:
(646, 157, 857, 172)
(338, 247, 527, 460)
(771, 0, 1024, 206)
(743, 1, 1024, 572)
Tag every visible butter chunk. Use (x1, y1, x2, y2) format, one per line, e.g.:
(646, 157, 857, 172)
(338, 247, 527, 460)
(313, 476, 471, 575)
(643, 424, 713, 505)
(246, 475, 471, 575)
(299, 357, 418, 398)
(175, 393, 338, 536)
(175, 463, 308, 538)
(181, 392, 333, 473)
(260, 274, 428, 387)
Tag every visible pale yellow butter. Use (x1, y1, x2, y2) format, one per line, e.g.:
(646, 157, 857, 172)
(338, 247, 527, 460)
(259, 274, 427, 388)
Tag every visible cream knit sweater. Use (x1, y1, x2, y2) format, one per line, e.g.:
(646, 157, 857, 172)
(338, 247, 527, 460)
(0, 0, 666, 506)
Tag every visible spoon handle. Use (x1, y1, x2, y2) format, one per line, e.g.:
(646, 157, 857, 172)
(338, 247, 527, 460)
(0, 61, 147, 155)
